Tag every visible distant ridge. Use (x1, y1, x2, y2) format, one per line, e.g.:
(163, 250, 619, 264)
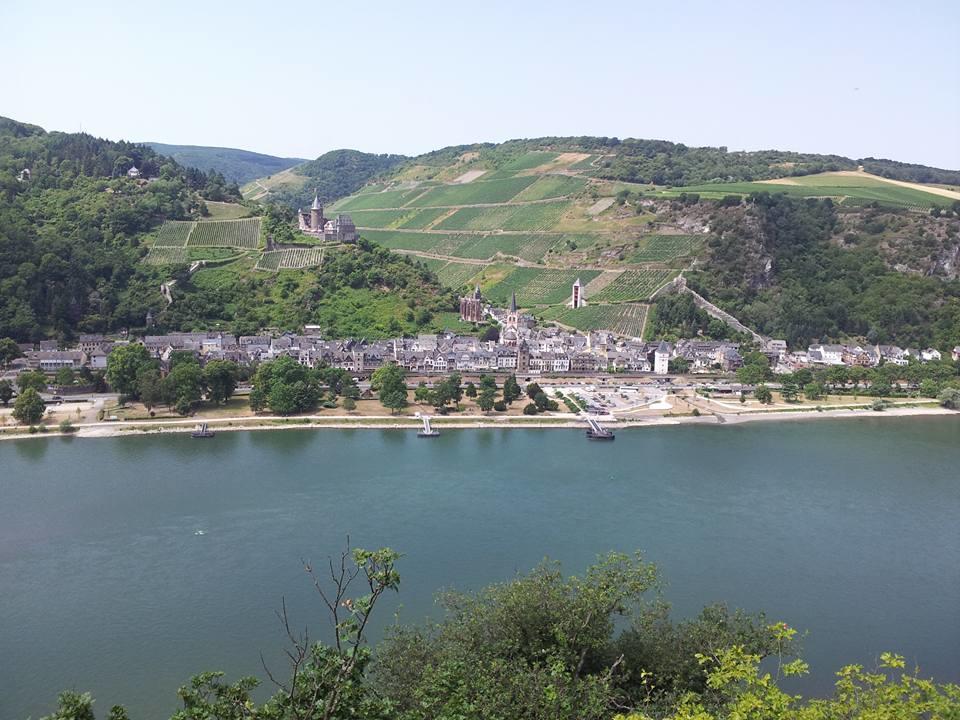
(144, 142, 307, 184)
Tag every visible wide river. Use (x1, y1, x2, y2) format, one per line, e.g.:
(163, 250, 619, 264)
(2, 418, 959, 719)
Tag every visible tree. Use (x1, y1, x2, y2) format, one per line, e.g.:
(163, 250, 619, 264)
(803, 382, 825, 401)
(136, 368, 163, 412)
(373, 364, 409, 414)
(477, 388, 496, 412)
(17, 370, 48, 393)
(163, 362, 204, 413)
(502, 374, 521, 404)
(525, 382, 543, 400)
(938, 387, 960, 409)
(13, 387, 46, 424)
(106, 344, 154, 396)
(0, 337, 24, 367)
(204, 360, 239, 405)
(445, 372, 463, 408)
(668, 357, 690, 374)
(342, 396, 356, 411)
(781, 378, 800, 402)
(754, 385, 773, 404)
(414, 382, 431, 405)
(465, 382, 477, 398)
(251, 356, 321, 415)
(55, 366, 76, 387)
(523, 402, 539, 415)
(0, 379, 14, 406)
(919, 378, 940, 398)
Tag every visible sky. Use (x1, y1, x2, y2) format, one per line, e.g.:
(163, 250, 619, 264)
(3, 0, 959, 168)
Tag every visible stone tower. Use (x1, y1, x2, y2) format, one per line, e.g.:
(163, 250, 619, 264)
(310, 190, 324, 231)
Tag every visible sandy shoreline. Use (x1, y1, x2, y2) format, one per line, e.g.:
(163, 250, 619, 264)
(1, 404, 955, 442)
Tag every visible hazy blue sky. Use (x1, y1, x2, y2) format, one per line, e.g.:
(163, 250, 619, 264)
(4, 0, 959, 167)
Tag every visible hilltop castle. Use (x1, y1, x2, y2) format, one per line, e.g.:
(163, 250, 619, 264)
(298, 191, 359, 243)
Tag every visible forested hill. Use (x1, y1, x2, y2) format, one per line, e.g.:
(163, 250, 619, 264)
(144, 142, 306, 185)
(0, 117, 242, 340)
(244, 149, 408, 208)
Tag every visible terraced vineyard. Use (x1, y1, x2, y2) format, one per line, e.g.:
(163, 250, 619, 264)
(542, 303, 649, 337)
(334, 187, 426, 211)
(144, 246, 188, 265)
(511, 175, 586, 202)
(396, 207, 449, 229)
(628, 235, 704, 263)
(590, 270, 678, 302)
(154, 221, 194, 246)
(485, 268, 601, 306)
(254, 247, 324, 272)
(436, 261, 482, 289)
(187, 218, 262, 248)
(437, 201, 570, 232)
(345, 209, 413, 228)
(406, 176, 538, 207)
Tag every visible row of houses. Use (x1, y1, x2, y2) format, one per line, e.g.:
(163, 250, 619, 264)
(15, 333, 958, 379)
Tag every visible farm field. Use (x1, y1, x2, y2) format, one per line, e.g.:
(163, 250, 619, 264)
(541, 303, 649, 337)
(144, 246, 188, 265)
(334, 187, 426, 211)
(484, 267, 601, 306)
(187, 218, 262, 248)
(628, 235, 705, 263)
(437, 201, 570, 232)
(255, 247, 324, 271)
(154, 221, 194, 247)
(347, 209, 414, 228)
(590, 269, 678, 302)
(406, 176, 538, 207)
(511, 175, 586, 202)
(436, 262, 483, 289)
(204, 201, 251, 220)
(650, 172, 952, 209)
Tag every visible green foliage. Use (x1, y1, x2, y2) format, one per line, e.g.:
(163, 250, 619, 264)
(58, 418, 76, 433)
(144, 142, 303, 185)
(650, 293, 729, 340)
(106, 344, 155, 396)
(372, 363, 408, 414)
(0, 379, 13, 405)
(754, 385, 773, 404)
(270, 149, 407, 209)
(937, 387, 960, 409)
(17, 369, 48, 392)
(13, 387, 45, 424)
(203, 360, 239, 405)
(0, 336, 24, 365)
(250, 356, 321, 415)
(503, 374, 521, 404)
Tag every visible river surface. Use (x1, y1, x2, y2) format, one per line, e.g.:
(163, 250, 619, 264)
(2, 418, 959, 719)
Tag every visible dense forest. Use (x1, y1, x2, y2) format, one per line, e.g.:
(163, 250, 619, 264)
(35, 549, 959, 720)
(687, 193, 960, 348)
(145, 142, 306, 185)
(270, 149, 408, 209)
(0, 116, 244, 341)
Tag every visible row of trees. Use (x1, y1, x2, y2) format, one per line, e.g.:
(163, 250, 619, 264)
(106, 344, 240, 416)
(38, 546, 959, 720)
(249, 356, 359, 415)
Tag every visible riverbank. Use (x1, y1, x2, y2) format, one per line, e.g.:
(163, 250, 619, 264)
(1, 403, 954, 441)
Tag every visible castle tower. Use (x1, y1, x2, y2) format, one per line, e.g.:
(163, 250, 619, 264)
(571, 277, 584, 308)
(309, 189, 324, 232)
(516, 340, 530, 373)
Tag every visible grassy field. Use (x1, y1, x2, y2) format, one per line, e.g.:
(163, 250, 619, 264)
(154, 221, 195, 247)
(541, 303, 649, 337)
(590, 269, 678, 302)
(187, 218, 262, 249)
(485, 267, 601, 306)
(627, 235, 705, 263)
(203, 202, 251, 220)
(650, 172, 953, 209)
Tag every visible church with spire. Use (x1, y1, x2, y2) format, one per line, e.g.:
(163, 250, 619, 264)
(297, 190, 359, 243)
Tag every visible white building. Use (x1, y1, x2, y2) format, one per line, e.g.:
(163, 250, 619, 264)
(654, 341, 671, 375)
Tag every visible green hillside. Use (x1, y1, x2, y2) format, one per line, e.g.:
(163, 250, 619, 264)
(145, 142, 306, 184)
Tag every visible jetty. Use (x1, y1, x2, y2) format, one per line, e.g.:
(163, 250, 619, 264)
(417, 414, 440, 438)
(585, 417, 615, 441)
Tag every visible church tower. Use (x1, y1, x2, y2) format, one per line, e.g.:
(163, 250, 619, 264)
(310, 189, 324, 231)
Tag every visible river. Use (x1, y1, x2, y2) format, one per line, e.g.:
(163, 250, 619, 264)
(2, 418, 958, 718)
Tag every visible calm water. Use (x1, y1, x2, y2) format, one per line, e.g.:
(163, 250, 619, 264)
(2, 419, 959, 719)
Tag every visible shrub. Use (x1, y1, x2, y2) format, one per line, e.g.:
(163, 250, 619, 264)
(58, 419, 76, 434)
(493, 400, 507, 412)
(522, 403, 539, 415)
